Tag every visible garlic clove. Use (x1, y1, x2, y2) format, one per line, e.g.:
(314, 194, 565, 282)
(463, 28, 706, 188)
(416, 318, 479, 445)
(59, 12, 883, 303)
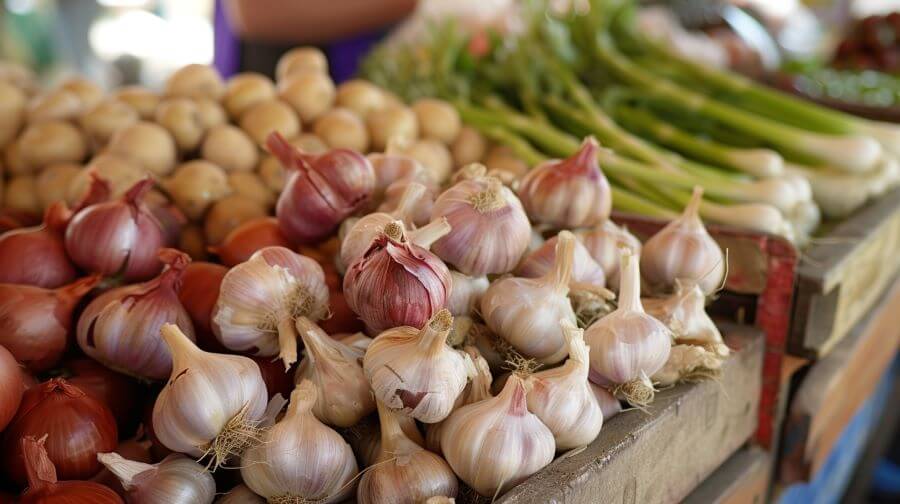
(447, 271, 490, 318)
(576, 220, 642, 292)
(425, 346, 493, 455)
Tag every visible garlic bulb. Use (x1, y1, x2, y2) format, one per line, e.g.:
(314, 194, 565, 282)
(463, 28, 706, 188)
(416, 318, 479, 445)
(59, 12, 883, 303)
(338, 332, 373, 351)
(527, 320, 603, 450)
(447, 271, 489, 317)
(366, 147, 429, 206)
(590, 382, 623, 420)
(358, 401, 458, 504)
(152, 324, 268, 468)
(379, 178, 437, 227)
(652, 344, 724, 387)
(517, 137, 612, 228)
(576, 220, 642, 292)
(241, 380, 359, 503)
(345, 411, 424, 468)
(517, 232, 606, 287)
(96, 453, 215, 504)
(339, 182, 428, 269)
(440, 373, 555, 497)
(217, 484, 264, 503)
(481, 231, 578, 364)
(642, 280, 729, 357)
(425, 346, 492, 455)
(584, 250, 672, 407)
(363, 309, 473, 423)
(213, 246, 329, 368)
(430, 166, 530, 276)
(641, 187, 725, 296)
(294, 317, 375, 427)
(344, 222, 452, 335)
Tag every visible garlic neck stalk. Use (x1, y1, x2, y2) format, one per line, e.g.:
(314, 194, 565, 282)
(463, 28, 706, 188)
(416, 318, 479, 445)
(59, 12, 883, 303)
(96, 453, 149, 491)
(391, 182, 427, 225)
(545, 230, 575, 296)
(408, 217, 451, 249)
(417, 310, 453, 355)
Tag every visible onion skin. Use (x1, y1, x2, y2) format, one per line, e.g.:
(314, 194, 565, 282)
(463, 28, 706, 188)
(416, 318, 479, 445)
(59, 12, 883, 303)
(212, 217, 290, 267)
(267, 132, 375, 245)
(61, 358, 142, 438)
(177, 261, 229, 352)
(18, 436, 123, 504)
(65, 178, 165, 281)
(0, 275, 101, 372)
(0, 344, 23, 432)
(0, 202, 77, 288)
(2, 379, 118, 485)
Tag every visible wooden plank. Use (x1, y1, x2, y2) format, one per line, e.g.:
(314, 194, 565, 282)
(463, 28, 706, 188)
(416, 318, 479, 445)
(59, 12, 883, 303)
(778, 278, 900, 485)
(682, 447, 772, 504)
(490, 325, 763, 504)
(792, 188, 900, 357)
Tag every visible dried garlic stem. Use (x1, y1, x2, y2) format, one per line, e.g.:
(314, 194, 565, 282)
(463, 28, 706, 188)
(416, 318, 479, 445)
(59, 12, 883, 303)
(277, 317, 298, 370)
(383, 221, 405, 241)
(468, 178, 506, 213)
(409, 217, 451, 249)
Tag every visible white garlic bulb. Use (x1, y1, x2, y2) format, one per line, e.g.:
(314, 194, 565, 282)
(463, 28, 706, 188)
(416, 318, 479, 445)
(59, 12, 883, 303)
(152, 324, 268, 469)
(363, 309, 474, 423)
(346, 411, 424, 468)
(584, 250, 672, 407)
(590, 382, 623, 420)
(643, 280, 729, 357)
(97, 452, 216, 504)
(379, 178, 437, 227)
(447, 271, 490, 317)
(338, 331, 373, 351)
(217, 484, 265, 503)
(576, 220, 642, 292)
(241, 380, 359, 503)
(294, 317, 375, 427)
(430, 166, 531, 276)
(213, 246, 329, 368)
(517, 232, 606, 287)
(481, 231, 578, 364)
(426, 346, 493, 455)
(640, 187, 725, 296)
(652, 344, 724, 387)
(440, 373, 555, 497)
(358, 401, 459, 504)
(527, 320, 603, 450)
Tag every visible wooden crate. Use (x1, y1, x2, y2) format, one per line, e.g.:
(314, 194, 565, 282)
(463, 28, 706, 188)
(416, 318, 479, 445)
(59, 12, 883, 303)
(487, 325, 763, 504)
(683, 447, 772, 504)
(778, 277, 900, 485)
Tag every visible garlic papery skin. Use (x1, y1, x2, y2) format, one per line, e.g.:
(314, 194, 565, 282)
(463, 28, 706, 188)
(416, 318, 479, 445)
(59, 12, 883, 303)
(652, 344, 724, 387)
(447, 271, 489, 318)
(425, 346, 493, 455)
(642, 280, 729, 357)
(344, 222, 452, 335)
(96, 452, 215, 504)
(363, 309, 473, 423)
(77, 249, 195, 380)
(339, 182, 427, 269)
(218, 484, 264, 503)
(358, 401, 458, 504)
(240, 380, 359, 504)
(585, 250, 672, 407)
(430, 166, 531, 276)
(517, 137, 612, 228)
(152, 323, 268, 469)
(213, 246, 329, 368)
(640, 187, 725, 296)
(439, 373, 555, 497)
(527, 320, 603, 450)
(576, 220, 642, 292)
(480, 231, 578, 365)
(293, 317, 375, 427)
(517, 232, 606, 288)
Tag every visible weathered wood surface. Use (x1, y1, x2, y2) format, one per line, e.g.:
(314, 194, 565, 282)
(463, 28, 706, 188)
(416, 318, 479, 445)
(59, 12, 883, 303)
(779, 278, 900, 484)
(683, 447, 771, 504)
(791, 188, 900, 357)
(490, 325, 763, 504)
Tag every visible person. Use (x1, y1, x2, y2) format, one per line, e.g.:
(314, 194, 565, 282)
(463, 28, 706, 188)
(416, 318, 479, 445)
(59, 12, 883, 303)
(216, 0, 418, 81)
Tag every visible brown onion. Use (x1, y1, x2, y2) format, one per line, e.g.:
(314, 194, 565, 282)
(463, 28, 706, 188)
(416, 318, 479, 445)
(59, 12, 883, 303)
(211, 217, 290, 267)
(77, 249, 195, 380)
(0, 202, 77, 287)
(2, 379, 118, 485)
(177, 261, 228, 352)
(60, 358, 142, 438)
(18, 436, 123, 504)
(0, 275, 100, 372)
(268, 132, 375, 245)
(0, 344, 23, 432)
(66, 178, 165, 281)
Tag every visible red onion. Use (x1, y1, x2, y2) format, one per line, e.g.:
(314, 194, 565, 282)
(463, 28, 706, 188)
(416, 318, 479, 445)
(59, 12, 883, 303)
(177, 261, 229, 352)
(0, 275, 101, 372)
(65, 178, 165, 281)
(2, 379, 118, 485)
(0, 345, 23, 432)
(18, 436, 123, 504)
(344, 222, 451, 334)
(211, 217, 291, 267)
(0, 202, 77, 288)
(61, 358, 142, 438)
(267, 132, 375, 245)
(77, 249, 195, 380)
